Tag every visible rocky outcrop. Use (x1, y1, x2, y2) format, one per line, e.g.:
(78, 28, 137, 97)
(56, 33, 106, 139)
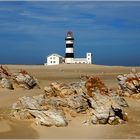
(11, 75, 128, 127)
(12, 71, 40, 89)
(0, 78, 14, 89)
(0, 65, 40, 89)
(88, 92, 128, 125)
(117, 73, 140, 98)
(11, 96, 68, 127)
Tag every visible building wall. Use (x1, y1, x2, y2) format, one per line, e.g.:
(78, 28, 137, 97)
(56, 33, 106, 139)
(73, 58, 87, 64)
(46, 54, 64, 65)
(86, 53, 92, 64)
(45, 53, 93, 65)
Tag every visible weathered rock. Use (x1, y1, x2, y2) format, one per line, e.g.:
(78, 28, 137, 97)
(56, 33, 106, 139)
(12, 96, 41, 110)
(50, 82, 77, 97)
(44, 86, 55, 97)
(0, 78, 14, 89)
(117, 73, 140, 98)
(0, 65, 40, 90)
(45, 97, 67, 107)
(66, 94, 89, 113)
(11, 75, 128, 126)
(30, 109, 68, 127)
(110, 91, 128, 107)
(108, 116, 120, 125)
(12, 96, 68, 127)
(88, 89, 127, 125)
(12, 72, 39, 89)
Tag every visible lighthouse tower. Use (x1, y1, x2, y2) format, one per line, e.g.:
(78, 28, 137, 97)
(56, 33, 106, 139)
(65, 31, 74, 64)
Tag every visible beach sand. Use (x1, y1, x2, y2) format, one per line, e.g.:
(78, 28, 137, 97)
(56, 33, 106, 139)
(0, 64, 140, 139)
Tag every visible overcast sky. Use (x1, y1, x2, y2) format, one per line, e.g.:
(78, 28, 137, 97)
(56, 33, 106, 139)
(0, 1, 140, 66)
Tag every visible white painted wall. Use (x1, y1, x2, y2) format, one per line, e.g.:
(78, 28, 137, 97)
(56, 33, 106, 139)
(46, 54, 64, 65)
(45, 52, 93, 65)
(86, 53, 92, 64)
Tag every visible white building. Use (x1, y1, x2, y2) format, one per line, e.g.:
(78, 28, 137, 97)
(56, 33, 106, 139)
(44, 53, 64, 66)
(44, 32, 93, 66)
(73, 53, 92, 64)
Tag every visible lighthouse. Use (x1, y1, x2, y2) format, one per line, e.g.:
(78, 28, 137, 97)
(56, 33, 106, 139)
(45, 31, 93, 66)
(65, 31, 74, 64)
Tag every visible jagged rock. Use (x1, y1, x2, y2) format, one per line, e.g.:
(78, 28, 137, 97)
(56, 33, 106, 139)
(66, 94, 88, 113)
(45, 97, 67, 107)
(108, 116, 120, 125)
(11, 75, 128, 126)
(117, 73, 140, 98)
(30, 109, 68, 127)
(0, 65, 40, 90)
(12, 96, 68, 127)
(50, 82, 77, 97)
(12, 96, 41, 110)
(0, 78, 14, 89)
(44, 86, 55, 97)
(110, 91, 128, 107)
(12, 71, 40, 89)
(84, 76, 128, 125)
(88, 93, 127, 125)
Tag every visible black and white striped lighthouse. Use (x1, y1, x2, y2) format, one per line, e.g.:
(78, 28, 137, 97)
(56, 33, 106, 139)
(65, 31, 74, 64)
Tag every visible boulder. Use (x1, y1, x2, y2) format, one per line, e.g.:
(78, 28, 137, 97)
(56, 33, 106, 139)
(110, 91, 128, 107)
(0, 78, 14, 89)
(12, 96, 42, 110)
(11, 75, 128, 126)
(66, 94, 88, 113)
(12, 96, 68, 127)
(12, 72, 40, 89)
(117, 73, 140, 98)
(88, 92, 127, 125)
(50, 82, 77, 97)
(30, 108, 68, 127)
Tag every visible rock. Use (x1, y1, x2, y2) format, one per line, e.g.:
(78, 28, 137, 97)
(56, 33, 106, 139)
(32, 110, 53, 127)
(88, 90, 127, 125)
(69, 110, 78, 117)
(30, 109, 68, 127)
(12, 72, 39, 89)
(45, 97, 67, 107)
(108, 116, 120, 125)
(0, 66, 40, 90)
(44, 86, 55, 97)
(11, 76, 128, 127)
(12, 95, 68, 127)
(50, 82, 77, 97)
(0, 78, 14, 89)
(84, 76, 108, 97)
(117, 73, 140, 98)
(91, 114, 98, 124)
(34, 94, 46, 105)
(12, 96, 41, 110)
(89, 96, 110, 124)
(66, 94, 88, 113)
(110, 91, 128, 107)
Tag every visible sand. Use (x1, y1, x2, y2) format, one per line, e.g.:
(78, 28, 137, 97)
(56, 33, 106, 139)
(0, 64, 140, 139)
